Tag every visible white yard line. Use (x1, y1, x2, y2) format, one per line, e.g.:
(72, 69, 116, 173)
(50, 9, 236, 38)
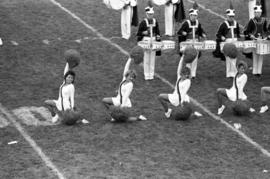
(49, 0, 270, 158)
(0, 104, 66, 179)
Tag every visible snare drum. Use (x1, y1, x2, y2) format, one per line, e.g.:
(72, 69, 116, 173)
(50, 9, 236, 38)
(180, 41, 204, 51)
(256, 41, 270, 55)
(162, 40, 175, 50)
(138, 41, 163, 50)
(220, 41, 244, 50)
(203, 40, 216, 50)
(243, 40, 256, 53)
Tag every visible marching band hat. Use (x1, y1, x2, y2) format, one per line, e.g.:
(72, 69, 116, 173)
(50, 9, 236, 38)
(145, 6, 154, 14)
(226, 1, 235, 16)
(189, 9, 198, 16)
(254, 5, 262, 12)
(189, 1, 198, 15)
(226, 9, 235, 16)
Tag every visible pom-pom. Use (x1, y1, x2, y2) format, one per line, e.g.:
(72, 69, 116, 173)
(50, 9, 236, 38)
(64, 49, 81, 68)
(60, 109, 81, 125)
(232, 100, 250, 116)
(110, 106, 130, 122)
(173, 103, 193, 121)
(130, 46, 144, 64)
(223, 43, 238, 58)
(183, 46, 197, 63)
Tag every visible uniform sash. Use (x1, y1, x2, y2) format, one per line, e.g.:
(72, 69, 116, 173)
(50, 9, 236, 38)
(176, 77, 182, 103)
(119, 80, 127, 105)
(234, 72, 239, 100)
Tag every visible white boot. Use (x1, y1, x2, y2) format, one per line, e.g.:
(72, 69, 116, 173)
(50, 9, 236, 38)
(138, 115, 147, 121)
(260, 105, 269, 113)
(165, 108, 172, 118)
(217, 105, 225, 115)
(52, 114, 59, 123)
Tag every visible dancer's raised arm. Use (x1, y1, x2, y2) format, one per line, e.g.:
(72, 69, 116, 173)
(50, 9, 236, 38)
(64, 62, 69, 76)
(177, 56, 184, 79)
(122, 57, 133, 80)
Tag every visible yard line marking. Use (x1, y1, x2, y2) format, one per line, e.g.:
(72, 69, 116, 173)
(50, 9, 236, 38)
(0, 103, 66, 179)
(49, 0, 270, 157)
(186, 0, 245, 29)
(50, 0, 129, 57)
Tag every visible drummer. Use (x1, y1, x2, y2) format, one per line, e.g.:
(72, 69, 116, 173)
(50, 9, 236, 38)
(137, 4, 161, 80)
(212, 5, 241, 62)
(243, 4, 269, 77)
(177, 2, 206, 79)
(213, 4, 241, 78)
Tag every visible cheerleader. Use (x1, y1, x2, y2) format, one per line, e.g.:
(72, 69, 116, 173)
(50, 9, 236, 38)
(216, 61, 255, 115)
(44, 63, 75, 123)
(102, 57, 147, 122)
(259, 86, 270, 113)
(158, 57, 191, 118)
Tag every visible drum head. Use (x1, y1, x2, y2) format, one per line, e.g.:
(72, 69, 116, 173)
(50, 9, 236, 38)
(152, 0, 167, 6)
(204, 40, 215, 43)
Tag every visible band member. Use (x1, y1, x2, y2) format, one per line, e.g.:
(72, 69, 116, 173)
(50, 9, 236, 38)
(102, 57, 147, 121)
(177, 2, 206, 78)
(121, 0, 138, 39)
(259, 86, 270, 113)
(243, 4, 270, 76)
(164, 0, 182, 36)
(137, 5, 161, 80)
(216, 61, 255, 115)
(158, 58, 191, 118)
(212, 5, 241, 62)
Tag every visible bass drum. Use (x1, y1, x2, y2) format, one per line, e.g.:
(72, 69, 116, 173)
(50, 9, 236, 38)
(152, 0, 167, 6)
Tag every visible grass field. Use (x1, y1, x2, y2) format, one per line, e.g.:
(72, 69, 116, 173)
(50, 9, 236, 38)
(1, 0, 270, 178)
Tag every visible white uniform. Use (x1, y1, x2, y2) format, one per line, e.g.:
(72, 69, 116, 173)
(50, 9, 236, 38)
(226, 73, 247, 101)
(248, 0, 256, 19)
(54, 83, 75, 111)
(121, 0, 137, 39)
(168, 77, 191, 106)
(143, 38, 157, 80)
(112, 78, 133, 107)
(164, 1, 176, 36)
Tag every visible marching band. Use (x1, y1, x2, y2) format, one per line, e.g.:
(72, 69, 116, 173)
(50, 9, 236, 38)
(97, 0, 270, 122)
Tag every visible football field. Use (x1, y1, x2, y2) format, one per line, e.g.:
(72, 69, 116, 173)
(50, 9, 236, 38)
(1, 0, 270, 178)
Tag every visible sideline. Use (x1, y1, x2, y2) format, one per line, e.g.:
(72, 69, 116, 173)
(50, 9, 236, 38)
(0, 104, 66, 179)
(49, 0, 270, 158)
